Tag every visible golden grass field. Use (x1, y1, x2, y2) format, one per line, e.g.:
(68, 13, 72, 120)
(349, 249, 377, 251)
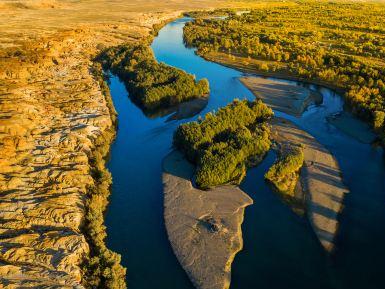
(0, 0, 295, 49)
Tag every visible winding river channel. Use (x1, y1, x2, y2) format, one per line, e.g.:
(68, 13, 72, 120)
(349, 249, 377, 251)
(105, 18, 385, 289)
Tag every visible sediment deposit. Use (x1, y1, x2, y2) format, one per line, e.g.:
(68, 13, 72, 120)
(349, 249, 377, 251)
(270, 118, 348, 251)
(163, 150, 253, 289)
(240, 76, 322, 117)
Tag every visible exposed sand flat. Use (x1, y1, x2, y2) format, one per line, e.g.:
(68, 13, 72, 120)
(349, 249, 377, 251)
(240, 76, 322, 117)
(163, 150, 253, 289)
(270, 118, 348, 252)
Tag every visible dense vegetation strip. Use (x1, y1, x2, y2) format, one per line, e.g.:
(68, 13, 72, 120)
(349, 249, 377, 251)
(82, 63, 126, 289)
(174, 99, 273, 189)
(183, 2, 385, 142)
(97, 42, 209, 111)
(265, 144, 304, 196)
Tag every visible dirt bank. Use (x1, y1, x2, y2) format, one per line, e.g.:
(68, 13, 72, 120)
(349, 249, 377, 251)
(200, 51, 345, 94)
(167, 97, 209, 121)
(163, 150, 253, 289)
(270, 118, 348, 252)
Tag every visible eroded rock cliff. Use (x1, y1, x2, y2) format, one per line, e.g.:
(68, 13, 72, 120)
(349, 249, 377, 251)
(0, 9, 181, 288)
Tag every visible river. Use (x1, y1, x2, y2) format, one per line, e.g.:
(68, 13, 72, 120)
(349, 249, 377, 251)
(105, 17, 385, 289)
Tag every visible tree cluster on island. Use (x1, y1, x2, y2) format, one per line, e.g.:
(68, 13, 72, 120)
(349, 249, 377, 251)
(183, 2, 385, 141)
(174, 99, 273, 189)
(265, 144, 304, 197)
(97, 42, 209, 111)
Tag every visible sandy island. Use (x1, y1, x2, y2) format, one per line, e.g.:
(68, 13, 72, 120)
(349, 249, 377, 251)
(163, 150, 253, 289)
(240, 76, 322, 117)
(271, 118, 349, 252)
(239, 76, 348, 251)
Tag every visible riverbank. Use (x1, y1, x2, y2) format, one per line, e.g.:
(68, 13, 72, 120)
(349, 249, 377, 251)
(200, 51, 345, 95)
(270, 118, 348, 252)
(167, 97, 208, 121)
(163, 150, 253, 289)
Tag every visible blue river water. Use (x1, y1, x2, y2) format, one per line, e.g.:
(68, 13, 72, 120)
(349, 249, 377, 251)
(105, 18, 385, 289)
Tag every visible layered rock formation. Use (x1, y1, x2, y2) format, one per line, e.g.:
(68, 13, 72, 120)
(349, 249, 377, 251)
(0, 31, 114, 288)
(0, 8, 182, 288)
(163, 150, 253, 289)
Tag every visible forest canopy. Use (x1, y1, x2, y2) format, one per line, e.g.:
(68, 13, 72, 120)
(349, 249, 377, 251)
(174, 99, 273, 189)
(97, 43, 209, 111)
(183, 2, 385, 140)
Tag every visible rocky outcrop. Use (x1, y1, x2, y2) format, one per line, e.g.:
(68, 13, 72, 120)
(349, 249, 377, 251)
(271, 118, 348, 252)
(0, 31, 113, 287)
(163, 150, 253, 289)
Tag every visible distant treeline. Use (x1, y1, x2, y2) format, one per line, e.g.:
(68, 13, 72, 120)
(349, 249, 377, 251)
(174, 99, 273, 189)
(183, 9, 232, 18)
(184, 2, 385, 141)
(97, 43, 209, 111)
